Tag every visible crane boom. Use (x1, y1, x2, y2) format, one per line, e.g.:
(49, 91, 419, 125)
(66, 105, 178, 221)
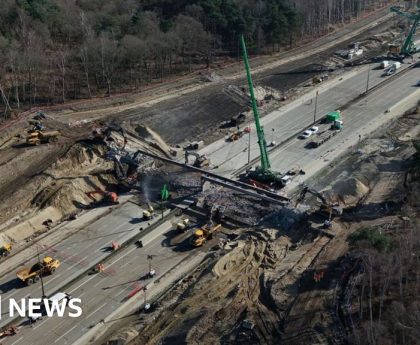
(240, 34, 271, 171)
(390, 6, 420, 56)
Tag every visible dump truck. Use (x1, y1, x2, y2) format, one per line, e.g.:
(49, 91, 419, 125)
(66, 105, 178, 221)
(0, 243, 12, 258)
(176, 218, 190, 232)
(16, 256, 61, 285)
(191, 224, 222, 247)
(26, 130, 60, 145)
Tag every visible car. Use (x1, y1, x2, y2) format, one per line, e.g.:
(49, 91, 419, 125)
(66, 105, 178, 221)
(299, 130, 312, 139)
(309, 126, 319, 134)
(416, 80, 420, 87)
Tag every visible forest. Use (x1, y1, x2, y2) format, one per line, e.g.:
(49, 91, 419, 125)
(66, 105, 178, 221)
(0, 0, 397, 115)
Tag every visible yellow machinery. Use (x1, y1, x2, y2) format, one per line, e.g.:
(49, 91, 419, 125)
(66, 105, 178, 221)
(191, 224, 222, 247)
(16, 256, 61, 285)
(176, 218, 190, 232)
(143, 205, 154, 220)
(0, 243, 12, 257)
(26, 130, 60, 145)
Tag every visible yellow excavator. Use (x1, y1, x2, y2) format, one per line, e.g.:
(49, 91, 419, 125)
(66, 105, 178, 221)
(191, 224, 222, 247)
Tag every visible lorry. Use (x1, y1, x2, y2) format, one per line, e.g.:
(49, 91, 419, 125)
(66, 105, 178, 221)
(306, 129, 340, 149)
(26, 130, 60, 145)
(16, 256, 61, 285)
(322, 110, 341, 124)
(191, 224, 222, 247)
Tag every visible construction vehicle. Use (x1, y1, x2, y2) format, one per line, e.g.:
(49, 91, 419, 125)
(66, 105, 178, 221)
(143, 205, 154, 220)
(295, 186, 343, 219)
(176, 218, 190, 232)
(226, 130, 244, 142)
(191, 224, 222, 247)
(321, 110, 342, 124)
(16, 256, 61, 285)
(26, 130, 60, 145)
(86, 190, 119, 207)
(331, 119, 343, 130)
(312, 74, 328, 84)
(306, 129, 340, 149)
(185, 151, 210, 168)
(347, 42, 363, 59)
(240, 35, 283, 186)
(0, 243, 12, 257)
(389, 6, 420, 58)
(219, 113, 246, 129)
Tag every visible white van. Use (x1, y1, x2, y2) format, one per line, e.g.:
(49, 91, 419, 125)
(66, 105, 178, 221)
(48, 292, 72, 304)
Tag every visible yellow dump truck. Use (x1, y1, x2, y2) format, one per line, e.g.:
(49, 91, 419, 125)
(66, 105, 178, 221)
(26, 130, 60, 145)
(16, 256, 61, 285)
(0, 243, 12, 257)
(191, 224, 221, 247)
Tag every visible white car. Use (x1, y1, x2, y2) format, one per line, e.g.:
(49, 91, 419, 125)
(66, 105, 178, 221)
(300, 130, 312, 139)
(309, 126, 319, 134)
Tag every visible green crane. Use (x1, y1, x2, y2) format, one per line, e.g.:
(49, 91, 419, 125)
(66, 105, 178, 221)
(390, 6, 420, 56)
(240, 35, 283, 186)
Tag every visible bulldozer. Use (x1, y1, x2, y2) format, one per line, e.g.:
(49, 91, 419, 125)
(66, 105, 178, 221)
(26, 130, 60, 146)
(190, 224, 221, 247)
(16, 256, 61, 285)
(0, 243, 12, 258)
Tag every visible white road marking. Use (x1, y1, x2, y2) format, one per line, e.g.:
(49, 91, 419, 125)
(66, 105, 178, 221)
(84, 302, 107, 320)
(68, 275, 97, 294)
(54, 324, 78, 343)
(9, 336, 23, 345)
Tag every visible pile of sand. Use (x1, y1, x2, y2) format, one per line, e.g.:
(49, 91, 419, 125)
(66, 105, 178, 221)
(329, 177, 370, 205)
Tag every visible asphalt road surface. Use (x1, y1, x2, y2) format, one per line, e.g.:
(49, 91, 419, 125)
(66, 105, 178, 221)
(0, 201, 165, 329)
(0, 217, 199, 345)
(201, 56, 420, 178)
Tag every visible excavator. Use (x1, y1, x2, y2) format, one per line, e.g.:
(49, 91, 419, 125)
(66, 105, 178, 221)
(86, 190, 119, 207)
(295, 186, 342, 226)
(389, 5, 420, 58)
(185, 151, 210, 168)
(190, 224, 222, 247)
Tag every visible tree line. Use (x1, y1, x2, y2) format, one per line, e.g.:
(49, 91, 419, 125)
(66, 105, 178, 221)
(0, 0, 397, 117)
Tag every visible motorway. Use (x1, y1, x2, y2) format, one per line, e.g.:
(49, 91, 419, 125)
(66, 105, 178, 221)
(0, 52, 418, 345)
(200, 56, 420, 183)
(0, 201, 166, 329)
(0, 216, 200, 345)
